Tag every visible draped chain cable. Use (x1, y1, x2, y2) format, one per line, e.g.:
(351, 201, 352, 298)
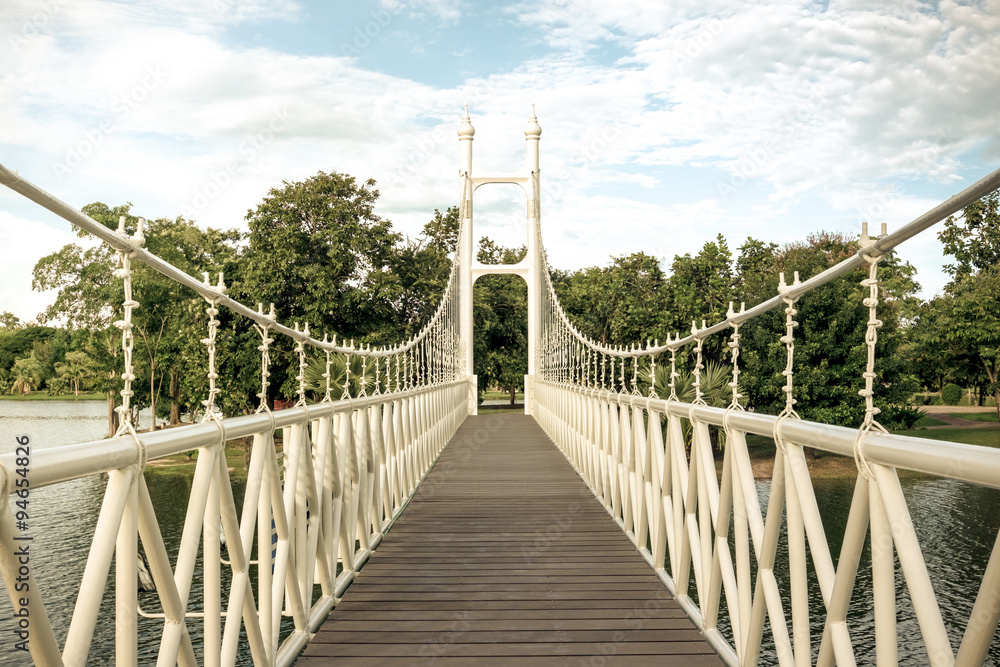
(321, 335, 334, 403)
(648, 340, 659, 399)
(293, 323, 310, 407)
(199, 271, 229, 457)
(112, 216, 143, 439)
(394, 349, 401, 392)
(667, 337, 680, 402)
(341, 344, 353, 401)
(200, 271, 226, 421)
(112, 216, 148, 476)
(372, 347, 382, 396)
(253, 303, 276, 413)
(772, 272, 802, 454)
(359, 347, 369, 398)
(726, 302, 746, 411)
(618, 351, 627, 394)
(691, 321, 707, 406)
(689, 320, 708, 430)
(853, 223, 889, 479)
(631, 355, 640, 396)
(723, 302, 747, 446)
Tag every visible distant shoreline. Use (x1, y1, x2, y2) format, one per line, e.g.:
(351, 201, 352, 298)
(0, 393, 105, 401)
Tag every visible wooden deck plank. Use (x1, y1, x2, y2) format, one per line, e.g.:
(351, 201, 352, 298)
(296, 657, 726, 667)
(300, 641, 719, 657)
(295, 414, 723, 666)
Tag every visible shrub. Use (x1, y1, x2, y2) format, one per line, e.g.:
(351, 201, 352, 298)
(881, 405, 926, 430)
(941, 383, 963, 405)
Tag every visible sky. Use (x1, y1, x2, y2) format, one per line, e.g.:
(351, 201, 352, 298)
(1, 0, 999, 323)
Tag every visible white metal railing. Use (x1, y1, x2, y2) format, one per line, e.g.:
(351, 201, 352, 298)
(531, 165, 1000, 665)
(533, 381, 1000, 666)
(1, 381, 467, 666)
(0, 161, 471, 666)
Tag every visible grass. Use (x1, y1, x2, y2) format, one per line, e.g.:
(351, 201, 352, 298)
(482, 389, 522, 402)
(891, 426, 1000, 448)
(0, 392, 104, 401)
(914, 415, 949, 428)
(911, 392, 997, 408)
(946, 411, 1000, 423)
(478, 403, 524, 415)
(145, 444, 254, 480)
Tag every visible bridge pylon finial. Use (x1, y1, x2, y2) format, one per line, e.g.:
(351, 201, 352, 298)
(524, 105, 542, 140)
(458, 105, 475, 140)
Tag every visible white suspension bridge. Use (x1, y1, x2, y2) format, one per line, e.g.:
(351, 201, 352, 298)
(1, 109, 999, 666)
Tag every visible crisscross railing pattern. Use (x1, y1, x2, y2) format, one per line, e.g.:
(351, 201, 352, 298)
(0, 163, 468, 667)
(533, 167, 1000, 666)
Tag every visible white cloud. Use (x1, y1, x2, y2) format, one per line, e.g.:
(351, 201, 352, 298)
(1, 0, 998, 323)
(380, 0, 464, 24)
(0, 210, 86, 323)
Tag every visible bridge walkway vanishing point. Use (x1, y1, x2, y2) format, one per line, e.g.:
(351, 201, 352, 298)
(297, 414, 724, 665)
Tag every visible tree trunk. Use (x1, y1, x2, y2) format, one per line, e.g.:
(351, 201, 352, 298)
(169, 369, 181, 425)
(509, 384, 516, 406)
(983, 359, 1000, 435)
(150, 368, 157, 431)
(994, 388, 1000, 428)
(106, 389, 118, 438)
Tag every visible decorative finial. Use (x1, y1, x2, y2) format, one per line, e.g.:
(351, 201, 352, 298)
(458, 104, 475, 139)
(524, 104, 541, 139)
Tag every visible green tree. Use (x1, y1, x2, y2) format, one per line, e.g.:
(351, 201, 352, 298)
(0, 312, 21, 330)
(240, 171, 401, 340)
(238, 171, 403, 400)
(933, 190, 1000, 425)
(739, 232, 919, 427)
(9, 356, 43, 395)
(53, 350, 98, 396)
(474, 240, 528, 405)
(33, 203, 241, 432)
(906, 298, 953, 393)
(667, 234, 735, 337)
(932, 271, 1000, 422)
(386, 207, 458, 339)
(553, 252, 671, 347)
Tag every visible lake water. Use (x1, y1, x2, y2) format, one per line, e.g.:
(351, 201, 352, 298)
(738, 476, 1000, 665)
(1, 401, 998, 665)
(0, 401, 254, 665)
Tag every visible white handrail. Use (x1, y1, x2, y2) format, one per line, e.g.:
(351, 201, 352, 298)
(534, 379, 1000, 666)
(0, 157, 471, 666)
(0, 381, 469, 666)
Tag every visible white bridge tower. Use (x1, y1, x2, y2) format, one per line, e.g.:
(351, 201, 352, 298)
(457, 107, 543, 415)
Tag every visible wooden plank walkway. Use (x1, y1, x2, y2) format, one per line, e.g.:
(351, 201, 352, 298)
(296, 414, 723, 666)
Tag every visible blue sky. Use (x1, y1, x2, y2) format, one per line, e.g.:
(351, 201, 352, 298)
(2, 0, 999, 322)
